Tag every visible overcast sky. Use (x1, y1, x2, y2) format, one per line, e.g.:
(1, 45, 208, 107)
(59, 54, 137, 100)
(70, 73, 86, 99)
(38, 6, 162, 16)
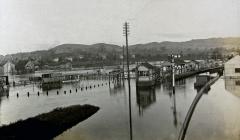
(0, 0, 240, 55)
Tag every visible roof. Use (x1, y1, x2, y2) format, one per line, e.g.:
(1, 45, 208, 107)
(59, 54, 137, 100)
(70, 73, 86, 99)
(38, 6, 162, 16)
(25, 61, 34, 66)
(195, 59, 205, 62)
(225, 55, 240, 65)
(141, 62, 155, 69)
(136, 62, 159, 70)
(161, 61, 172, 67)
(174, 59, 186, 65)
(3, 61, 15, 66)
(191, 60, 201, 64)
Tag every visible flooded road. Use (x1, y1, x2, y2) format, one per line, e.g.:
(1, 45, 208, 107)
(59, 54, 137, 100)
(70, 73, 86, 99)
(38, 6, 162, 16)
(0, 75, 240, 140)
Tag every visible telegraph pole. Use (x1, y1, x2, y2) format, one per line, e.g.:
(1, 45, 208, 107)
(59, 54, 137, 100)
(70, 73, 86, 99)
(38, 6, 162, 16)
(122, 45, 125, 82)
(123, 22, 133, 140)
(170, 54, 181, 94)
(171, 55, 175, 94)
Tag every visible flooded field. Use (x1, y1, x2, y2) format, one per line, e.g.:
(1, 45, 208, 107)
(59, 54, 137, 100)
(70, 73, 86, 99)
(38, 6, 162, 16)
(0, 74, 240, 140)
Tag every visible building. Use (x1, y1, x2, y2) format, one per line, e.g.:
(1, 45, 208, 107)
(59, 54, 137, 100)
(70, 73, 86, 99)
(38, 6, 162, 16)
(160, 61, 172, 72)
(195, 60, 207, 69)
(184, 60, 198, 71)
(224, 55, 240, 77)
(174, 59, 186, 74)
(65, 57, 73, 62)
(136, 62, 156, 87)
(25, 60, 40, 72)
(78, 55, 84, 59)
(53, 57, 59, 62)
(0, 65, 3, 75)
(25, 61, 35, 72)
(3, 61, 15, 74)
(41, 73, 63, 90)
(60, 62, 72, 70)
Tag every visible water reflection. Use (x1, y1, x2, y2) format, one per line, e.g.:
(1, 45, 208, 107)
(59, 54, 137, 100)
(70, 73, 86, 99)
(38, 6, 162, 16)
(176, 79, 186, 86)
(166, 82, 180, 128)
(171, 92, 178, 128)
(109, 82, 125, 96)
(225, 77, 240, 97)
(0, 89, 9, 98)
(3, 73, 239, 140)
(0, 87, 9, 125)
(136, 87, 156, 116)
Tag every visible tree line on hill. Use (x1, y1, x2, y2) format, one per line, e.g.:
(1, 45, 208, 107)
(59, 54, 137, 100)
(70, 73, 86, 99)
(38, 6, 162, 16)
(1, 37, 239, 73)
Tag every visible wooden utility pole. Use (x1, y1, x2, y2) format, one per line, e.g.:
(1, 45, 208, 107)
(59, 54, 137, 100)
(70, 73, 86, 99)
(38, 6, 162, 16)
(123, 22, 132, 140)
(171, 55, 175, 94)
(170, 54, 181, 94)
(122, 45, 125, 82)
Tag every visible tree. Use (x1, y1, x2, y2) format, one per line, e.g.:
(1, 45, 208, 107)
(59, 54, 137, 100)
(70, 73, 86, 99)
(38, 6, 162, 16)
(15, 60, 28, 74)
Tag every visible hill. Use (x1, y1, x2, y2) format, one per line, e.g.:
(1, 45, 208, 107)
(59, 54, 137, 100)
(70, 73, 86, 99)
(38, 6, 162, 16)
(0, 37, 240, 67)
(129, 37, 240, 55)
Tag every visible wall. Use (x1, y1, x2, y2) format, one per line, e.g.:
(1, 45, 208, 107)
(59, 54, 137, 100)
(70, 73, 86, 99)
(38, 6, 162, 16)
(224, 63, 240, 77)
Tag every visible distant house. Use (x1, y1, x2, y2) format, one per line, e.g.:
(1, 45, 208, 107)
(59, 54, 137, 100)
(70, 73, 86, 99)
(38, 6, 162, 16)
(189, 60, 201, 70)
(78, 55, 84, 59)
(53, 57, 59, 62)
(101, 55, 106, 60)
(224, 55, 240, 77)
(160, 61, 172, 72)
(174, 59, 186, 74)
(3, 61, 15, 74)
(65, 57, 73, 62)
(25, 61, 35, 72)
(60, 62, 72, 70)
(195, 60, 207, 69)
(184, 60, 198, 71)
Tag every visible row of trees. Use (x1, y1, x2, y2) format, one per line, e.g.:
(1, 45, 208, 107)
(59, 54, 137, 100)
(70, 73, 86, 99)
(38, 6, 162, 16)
(13, 47, 233, 72)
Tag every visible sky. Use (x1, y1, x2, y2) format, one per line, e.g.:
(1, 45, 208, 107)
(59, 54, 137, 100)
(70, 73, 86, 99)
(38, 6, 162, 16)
(0, 0, 240, 55)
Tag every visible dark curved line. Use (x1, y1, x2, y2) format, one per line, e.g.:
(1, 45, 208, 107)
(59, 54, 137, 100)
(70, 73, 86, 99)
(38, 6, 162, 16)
(178, 75, 220, 140)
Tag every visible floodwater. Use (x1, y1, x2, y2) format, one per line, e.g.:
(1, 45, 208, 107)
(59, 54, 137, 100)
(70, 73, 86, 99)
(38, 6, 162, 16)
(0, 74, 240, 140)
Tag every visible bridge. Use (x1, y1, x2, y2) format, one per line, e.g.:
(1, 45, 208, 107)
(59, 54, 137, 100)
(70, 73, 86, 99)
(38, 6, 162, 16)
(153, 65, 223, 84)
(169, 66, 223, 81)
(109, 62, 224, 87)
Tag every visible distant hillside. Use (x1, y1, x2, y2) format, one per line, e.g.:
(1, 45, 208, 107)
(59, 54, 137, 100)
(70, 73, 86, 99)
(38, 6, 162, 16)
(129, 37, 240, 55)
(49, 43, 121, 55)
(0, 37, 240, 66)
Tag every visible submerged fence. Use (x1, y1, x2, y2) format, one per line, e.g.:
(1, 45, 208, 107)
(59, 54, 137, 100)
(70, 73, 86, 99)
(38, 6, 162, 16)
(3, 79, 123, 99)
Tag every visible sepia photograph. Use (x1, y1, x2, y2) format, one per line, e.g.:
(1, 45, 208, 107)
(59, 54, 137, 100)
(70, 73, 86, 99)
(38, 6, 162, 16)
(0, 0, 240, 140)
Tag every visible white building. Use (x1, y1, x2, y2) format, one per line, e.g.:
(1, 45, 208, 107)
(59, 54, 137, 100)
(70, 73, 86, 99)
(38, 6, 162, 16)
(78, 55, 84, 59)
(66, 57, 73, 62)
(224, 55, 240, 77)
(3, 61, 15, 74)
(53, 57, 59, 62)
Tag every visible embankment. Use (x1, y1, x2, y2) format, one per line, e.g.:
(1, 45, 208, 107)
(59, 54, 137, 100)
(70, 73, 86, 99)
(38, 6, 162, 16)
(0, 104, 99, 140)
